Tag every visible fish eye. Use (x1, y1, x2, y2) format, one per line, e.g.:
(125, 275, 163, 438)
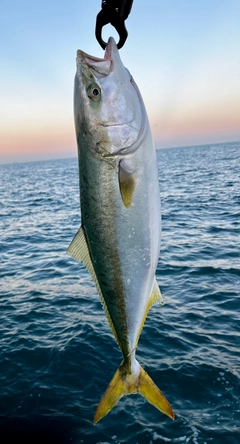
(87, 84, 101, 101)
(92, 87, 99, 96)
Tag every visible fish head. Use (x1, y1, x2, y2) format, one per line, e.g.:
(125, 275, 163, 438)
(74, 37, 145, 157)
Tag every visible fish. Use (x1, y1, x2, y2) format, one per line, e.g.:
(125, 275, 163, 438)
(67, 37, 174, 424)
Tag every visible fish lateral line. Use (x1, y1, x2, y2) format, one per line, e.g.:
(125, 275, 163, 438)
(71, 36, 170, 424)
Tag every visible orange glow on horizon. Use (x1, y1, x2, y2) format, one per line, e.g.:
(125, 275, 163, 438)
(1, 95, 240, 162)
(0, 125, 77, 159)
(150, 96, 240, 147)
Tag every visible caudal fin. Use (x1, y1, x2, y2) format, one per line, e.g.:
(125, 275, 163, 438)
(94, 360, 174, 424)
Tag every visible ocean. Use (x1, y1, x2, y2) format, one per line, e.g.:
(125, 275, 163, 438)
(0, 141, 239, 443)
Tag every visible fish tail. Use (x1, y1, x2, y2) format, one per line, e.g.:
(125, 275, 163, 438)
(94, 360, 174, 424)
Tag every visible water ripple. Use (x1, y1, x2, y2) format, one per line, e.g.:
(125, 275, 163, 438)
(0, 143, 240, 443)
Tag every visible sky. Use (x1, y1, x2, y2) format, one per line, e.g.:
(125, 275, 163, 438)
(1, 0, 240, 163)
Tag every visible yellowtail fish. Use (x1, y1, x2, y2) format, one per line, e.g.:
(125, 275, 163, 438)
(67, 37, 174, 424)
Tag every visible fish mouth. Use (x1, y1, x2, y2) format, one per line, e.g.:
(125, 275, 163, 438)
(76, 38, 148, 157)
(77, 37, 117, 76)
(104, 37, 117, 61)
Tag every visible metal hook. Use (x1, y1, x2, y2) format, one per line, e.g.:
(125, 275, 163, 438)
(95, 0, 134, 50)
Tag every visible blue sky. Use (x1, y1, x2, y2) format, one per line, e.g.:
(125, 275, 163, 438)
(1, 0, 240, 162)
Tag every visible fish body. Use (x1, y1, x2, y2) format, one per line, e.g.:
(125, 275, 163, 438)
(67, 37, 174, 423)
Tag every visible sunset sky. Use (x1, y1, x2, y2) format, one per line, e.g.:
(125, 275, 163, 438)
(1, 0, 240, 163)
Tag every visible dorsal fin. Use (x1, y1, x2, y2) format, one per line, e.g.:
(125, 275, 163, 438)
(67, 227, 122, 351)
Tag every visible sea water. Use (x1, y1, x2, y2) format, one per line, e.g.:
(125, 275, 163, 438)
(0, 141, 240, 443)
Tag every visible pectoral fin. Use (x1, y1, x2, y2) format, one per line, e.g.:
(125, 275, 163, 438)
(118, 159, 136, 208)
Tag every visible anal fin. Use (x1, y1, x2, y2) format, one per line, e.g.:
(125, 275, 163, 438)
(149, 278, 164, 307)
(135, 278, 164, 349)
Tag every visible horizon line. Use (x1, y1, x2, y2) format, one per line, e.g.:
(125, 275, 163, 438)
(0, 139, 239, 166)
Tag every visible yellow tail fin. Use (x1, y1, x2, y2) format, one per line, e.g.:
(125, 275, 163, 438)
(94, 360, 174, 424)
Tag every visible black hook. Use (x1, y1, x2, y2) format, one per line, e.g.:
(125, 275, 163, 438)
(95, 0, 134, 50)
